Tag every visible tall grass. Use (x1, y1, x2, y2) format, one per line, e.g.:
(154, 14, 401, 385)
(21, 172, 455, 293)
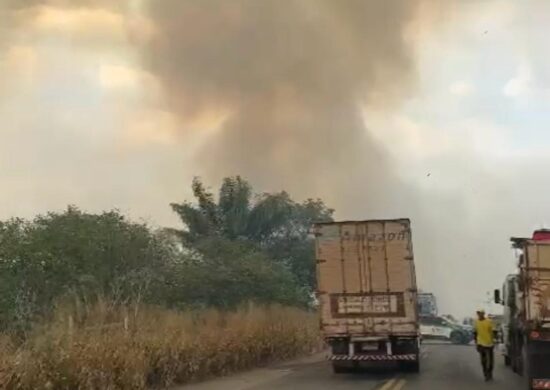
(0, 301, 320, 389)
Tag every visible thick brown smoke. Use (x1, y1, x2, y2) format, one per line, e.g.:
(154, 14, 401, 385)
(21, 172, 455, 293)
(144, 0, 430, 215)
(1, 0, 438, 215)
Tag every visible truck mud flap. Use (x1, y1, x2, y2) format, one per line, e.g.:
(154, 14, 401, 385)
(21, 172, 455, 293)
(329, 354, 417, 361)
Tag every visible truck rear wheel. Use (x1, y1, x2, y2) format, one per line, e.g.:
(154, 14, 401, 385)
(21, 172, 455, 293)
(401, 358, 420, 373)
(504, 355, 511, 366)
(512, 354, 520, 374)
(522, 344, 533, 390)
(332, 361, 353, 374)
(399, 344, 420, 374)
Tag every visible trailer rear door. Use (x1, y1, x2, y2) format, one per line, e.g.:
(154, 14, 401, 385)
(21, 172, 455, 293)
(525, 242, 550, 324)
(315, 219, 418, 337)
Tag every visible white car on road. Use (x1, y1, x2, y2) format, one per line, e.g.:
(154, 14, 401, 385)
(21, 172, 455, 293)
(420, 316, 472, 345)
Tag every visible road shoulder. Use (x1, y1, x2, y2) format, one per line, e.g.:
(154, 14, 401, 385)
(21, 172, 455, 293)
(172, 352, 327, 390)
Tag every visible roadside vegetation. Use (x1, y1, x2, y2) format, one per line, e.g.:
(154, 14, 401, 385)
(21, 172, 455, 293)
(0, 177, 331, 389)
(0, 302, 319, 389)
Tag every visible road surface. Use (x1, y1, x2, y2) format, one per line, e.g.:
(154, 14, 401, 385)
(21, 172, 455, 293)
(178, 343, 525, 390)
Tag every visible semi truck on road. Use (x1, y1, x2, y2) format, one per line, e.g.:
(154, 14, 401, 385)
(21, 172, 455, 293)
(314, 219, 420, 373)
(495, 230, 550, 390)
(418, 292, 438, 317)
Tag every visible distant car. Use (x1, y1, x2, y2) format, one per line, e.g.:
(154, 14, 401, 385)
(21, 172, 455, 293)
(420, 316, 472, 345)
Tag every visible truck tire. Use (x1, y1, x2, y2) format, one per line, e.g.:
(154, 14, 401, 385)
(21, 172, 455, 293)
(512, 353, 520, 374)
(332, 362, 352, 374)
(522, 344, 533, 390)
(399, 345, 420, 373)
(504, 355, 511, 366)
(402, 358, 420, 373)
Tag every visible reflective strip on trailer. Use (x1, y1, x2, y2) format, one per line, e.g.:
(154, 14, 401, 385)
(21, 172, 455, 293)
(533, 379, 550, 389)
(329, 354, 417, 361)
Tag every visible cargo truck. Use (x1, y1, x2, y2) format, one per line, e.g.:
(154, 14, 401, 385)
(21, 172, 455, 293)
(495, 230, 550, 389)
(314, 219, 420, 373)
(418, 292, 438, 317)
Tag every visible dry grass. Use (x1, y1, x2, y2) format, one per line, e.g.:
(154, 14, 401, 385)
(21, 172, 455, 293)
(0, 302, 320, 389)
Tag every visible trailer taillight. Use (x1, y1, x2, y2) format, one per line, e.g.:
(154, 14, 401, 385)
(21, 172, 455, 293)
(530, 331, 541, 340)
(533, 379, 550, 389)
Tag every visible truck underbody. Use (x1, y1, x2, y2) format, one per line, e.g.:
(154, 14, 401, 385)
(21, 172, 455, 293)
(327, 334, 420, 373)
(506, 328, 550, 389)
(498, 232, 550, 389)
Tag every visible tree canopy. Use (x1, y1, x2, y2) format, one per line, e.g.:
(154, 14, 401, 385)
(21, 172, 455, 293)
(0, 177, 333, 331)
(0, 207, 169, 330)
(170, 176, 333, 288)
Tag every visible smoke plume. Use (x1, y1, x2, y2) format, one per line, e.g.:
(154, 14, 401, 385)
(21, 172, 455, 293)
(143, 0, 430, 215)
(1, 0, 440, 216)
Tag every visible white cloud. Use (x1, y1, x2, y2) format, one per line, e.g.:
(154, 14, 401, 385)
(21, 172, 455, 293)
(449, 81, 475, 96)
(503, 62, 532, 97)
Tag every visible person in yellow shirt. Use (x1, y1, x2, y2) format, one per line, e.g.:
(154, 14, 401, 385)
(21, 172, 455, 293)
(474, 309, 495, 381)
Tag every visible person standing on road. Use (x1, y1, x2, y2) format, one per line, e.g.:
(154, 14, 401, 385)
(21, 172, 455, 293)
(474, 309, 495, 381)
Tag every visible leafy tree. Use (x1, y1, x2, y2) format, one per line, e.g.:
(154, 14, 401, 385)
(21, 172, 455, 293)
(0, 207, 169, 330)
(170, 177, 334, 290)
(159, 237, 309, 309)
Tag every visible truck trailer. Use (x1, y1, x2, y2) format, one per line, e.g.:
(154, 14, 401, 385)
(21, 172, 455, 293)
(314, 219, 420, 373)
(495, 230, 550, 389)
(418, 292, 438, 317)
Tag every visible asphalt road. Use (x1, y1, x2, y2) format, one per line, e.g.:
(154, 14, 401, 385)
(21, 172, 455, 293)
(178, 342, 526, 390)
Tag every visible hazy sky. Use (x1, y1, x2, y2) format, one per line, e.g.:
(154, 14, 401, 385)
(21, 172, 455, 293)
(1, 0, 550, 317)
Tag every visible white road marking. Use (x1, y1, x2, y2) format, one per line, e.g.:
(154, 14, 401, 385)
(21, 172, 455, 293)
(379, 379, 397, 390)
(393, 379, 407, 390)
